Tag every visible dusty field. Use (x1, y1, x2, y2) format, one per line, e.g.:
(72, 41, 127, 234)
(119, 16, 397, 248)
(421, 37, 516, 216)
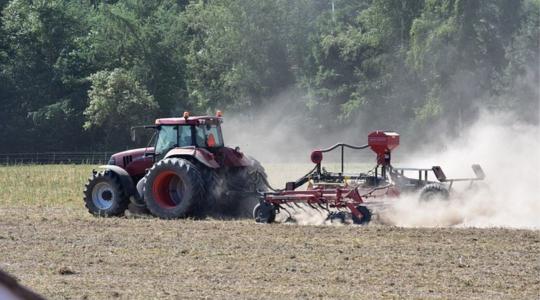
(1, 165, 539, 299)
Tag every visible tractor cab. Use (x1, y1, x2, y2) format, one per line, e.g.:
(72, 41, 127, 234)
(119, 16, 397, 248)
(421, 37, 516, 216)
(109, 111, 250, 179)
(153, 112, 224, 157)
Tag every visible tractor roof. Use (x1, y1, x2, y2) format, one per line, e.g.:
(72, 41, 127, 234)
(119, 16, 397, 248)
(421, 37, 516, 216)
(155, 116, 222, 126)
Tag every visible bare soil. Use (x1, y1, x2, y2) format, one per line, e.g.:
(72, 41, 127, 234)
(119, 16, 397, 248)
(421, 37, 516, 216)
(1, 206, 539, 299)
(1, 165, 539, 299)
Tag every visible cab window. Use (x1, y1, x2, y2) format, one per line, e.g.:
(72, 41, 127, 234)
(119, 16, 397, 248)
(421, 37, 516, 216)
(195, 124, 223, 148)
(155, 126, 177, 154)
(155, 125, 193, 154)
(178, 125, 192, 147)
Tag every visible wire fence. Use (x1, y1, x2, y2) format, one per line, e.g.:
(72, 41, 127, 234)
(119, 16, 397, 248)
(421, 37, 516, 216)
(0, 150, 378, 166)
(0, 152, 115, 165)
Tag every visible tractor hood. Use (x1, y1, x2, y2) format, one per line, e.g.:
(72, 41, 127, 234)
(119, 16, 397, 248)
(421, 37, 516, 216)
(110, 147, 154, 176)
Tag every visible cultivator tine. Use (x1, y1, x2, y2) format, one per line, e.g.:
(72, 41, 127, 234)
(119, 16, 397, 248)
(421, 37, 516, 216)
(318, 203, 329, 211)
(308, 203, 326, 215)
(283, 203, 296, 214)
(286, 209, 292, 218)
(277, 204, 292, 218)
(294, 202, 308, 212)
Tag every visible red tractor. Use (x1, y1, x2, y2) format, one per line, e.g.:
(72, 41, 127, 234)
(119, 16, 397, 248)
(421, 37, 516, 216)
(83, 112, 267, 219)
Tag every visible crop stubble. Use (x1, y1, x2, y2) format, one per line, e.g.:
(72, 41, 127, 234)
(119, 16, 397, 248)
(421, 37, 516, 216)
(0, 165, 539, 299)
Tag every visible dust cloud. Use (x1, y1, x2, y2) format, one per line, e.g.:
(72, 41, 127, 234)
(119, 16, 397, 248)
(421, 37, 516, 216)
(221, 87, 540, 229)
(222, 92, 313, 163)
(282, 112, 540, 229)
(381, 111, 540, 229)
(222, 89, 371, 164)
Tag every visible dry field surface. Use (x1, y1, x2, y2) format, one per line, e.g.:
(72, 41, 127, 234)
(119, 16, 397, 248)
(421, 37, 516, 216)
(1, 165, 539, 299)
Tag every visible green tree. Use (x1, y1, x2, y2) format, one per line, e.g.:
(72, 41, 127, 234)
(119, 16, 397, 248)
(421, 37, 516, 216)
(0, 0, 93, 151)
(84, 68, 159, 148)
(496, 0, 540, 123)
(0, 0, 538, 152)
(85, 0, 189, 115)
(409, 0, 525, 132)
(183, 0, 301, 112)
(299, 0, 424, 132)
(84, 69, 159, 146)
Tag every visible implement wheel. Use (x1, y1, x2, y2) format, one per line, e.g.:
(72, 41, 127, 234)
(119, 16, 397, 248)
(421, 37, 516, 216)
(419, 183, 450, 202)
(351, 205, 372, 225)
(143, 158, 206, 219)
(84, 170, 129, 217)
(253, 202, 276, 223)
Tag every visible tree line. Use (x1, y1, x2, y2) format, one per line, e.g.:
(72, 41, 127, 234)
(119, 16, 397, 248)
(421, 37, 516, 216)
(0, 0, 538, 152)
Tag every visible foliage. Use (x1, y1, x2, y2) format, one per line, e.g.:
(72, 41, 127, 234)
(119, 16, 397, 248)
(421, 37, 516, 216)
(183, 0, 299, 111)
(0, 0, 93, 151)
(84, 68, 159, 147)
(0, 0, 537, 151)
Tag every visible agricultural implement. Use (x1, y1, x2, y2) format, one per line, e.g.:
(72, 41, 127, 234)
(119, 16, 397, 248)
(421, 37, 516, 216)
(253, 131, 485, 224)
(83, 111, 267, 219)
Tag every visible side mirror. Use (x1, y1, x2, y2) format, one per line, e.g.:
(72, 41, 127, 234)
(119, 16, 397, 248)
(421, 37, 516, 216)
(130, 127, 137, 142)
(131, 125, 157, 143)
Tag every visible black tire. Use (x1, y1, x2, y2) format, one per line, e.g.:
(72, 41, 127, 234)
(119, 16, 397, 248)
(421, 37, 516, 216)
(419, 183, 450, 202)
(143, 158, 206, 219)
(195, 168, 220, 218)
(240, 159, 268, 216)
(84, 170, 129, 217)
(326, 211, 347, 223)
(351, 205, 372, 225)
(214, 158, 268, 218)
(253, 202, 276, 223)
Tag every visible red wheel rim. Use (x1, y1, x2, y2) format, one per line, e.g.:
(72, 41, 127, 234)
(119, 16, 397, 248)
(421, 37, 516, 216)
(152, 171, 185, 208)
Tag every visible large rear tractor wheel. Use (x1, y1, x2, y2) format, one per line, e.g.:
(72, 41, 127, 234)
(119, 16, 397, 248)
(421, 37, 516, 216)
(241, 160, 268, 216)
(84, 170, 129, 217)
(419, 183, 450, 202)
(143, 158, 206, 219)
(217, 159, 268, 218)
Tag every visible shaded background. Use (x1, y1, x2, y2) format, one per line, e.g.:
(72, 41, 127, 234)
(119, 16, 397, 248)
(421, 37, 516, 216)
(0, 0, 538, 154)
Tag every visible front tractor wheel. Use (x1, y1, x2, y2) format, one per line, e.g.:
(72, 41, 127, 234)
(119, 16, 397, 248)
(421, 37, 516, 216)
(84, 170, 129, 217)
(143, 158, 206, 219)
